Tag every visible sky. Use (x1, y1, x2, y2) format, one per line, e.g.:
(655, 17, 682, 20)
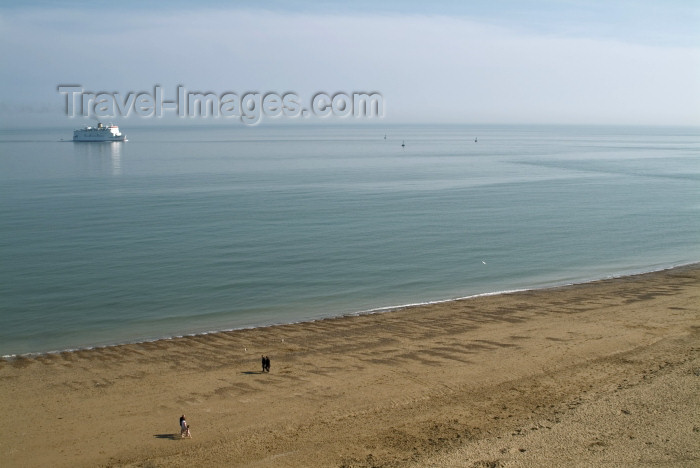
(0, 0, 698, 127)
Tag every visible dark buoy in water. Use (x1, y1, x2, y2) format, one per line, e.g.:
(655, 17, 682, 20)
(474, 137, 478, 143)
(401, 140, 405, 148)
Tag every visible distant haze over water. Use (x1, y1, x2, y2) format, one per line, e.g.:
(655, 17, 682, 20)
(0, 124, 698, 356)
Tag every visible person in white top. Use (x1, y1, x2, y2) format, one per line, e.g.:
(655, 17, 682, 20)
(180, 414, 191, 438)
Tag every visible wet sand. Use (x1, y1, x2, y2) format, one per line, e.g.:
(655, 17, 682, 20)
(1, 265, 699, 467)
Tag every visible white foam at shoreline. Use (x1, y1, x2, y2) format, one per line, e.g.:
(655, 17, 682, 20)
(3, 261, 697, 360)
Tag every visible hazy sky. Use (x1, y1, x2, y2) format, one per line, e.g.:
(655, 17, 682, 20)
(1, 0, 698, 127)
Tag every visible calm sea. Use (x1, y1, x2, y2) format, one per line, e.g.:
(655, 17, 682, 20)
(1, 124, 698, 356)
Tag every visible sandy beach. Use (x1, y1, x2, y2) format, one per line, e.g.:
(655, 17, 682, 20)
(2, 265, 699, 467)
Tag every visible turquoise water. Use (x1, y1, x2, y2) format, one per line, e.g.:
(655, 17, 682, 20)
(1, 124, 698, 356)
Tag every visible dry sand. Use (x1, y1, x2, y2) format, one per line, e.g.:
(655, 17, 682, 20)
(1, 265, 699, 467)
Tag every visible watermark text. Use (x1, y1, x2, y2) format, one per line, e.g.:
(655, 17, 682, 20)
(58, 85, 384, 125)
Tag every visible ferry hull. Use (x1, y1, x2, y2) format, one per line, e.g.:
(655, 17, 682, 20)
(73, 134, 127, 142)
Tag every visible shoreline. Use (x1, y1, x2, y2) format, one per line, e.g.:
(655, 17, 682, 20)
(2, 262, 699, 467)
(4, 261, 696, 359)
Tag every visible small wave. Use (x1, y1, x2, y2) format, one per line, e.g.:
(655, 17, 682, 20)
(4, 261, 696, 361)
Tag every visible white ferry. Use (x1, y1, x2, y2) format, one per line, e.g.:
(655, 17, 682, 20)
(73, 123, 126, 142)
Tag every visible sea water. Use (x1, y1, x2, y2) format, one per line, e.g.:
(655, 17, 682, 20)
(0, 124, 698, 356)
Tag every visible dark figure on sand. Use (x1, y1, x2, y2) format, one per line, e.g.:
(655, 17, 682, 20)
(260, 355, 271, 372)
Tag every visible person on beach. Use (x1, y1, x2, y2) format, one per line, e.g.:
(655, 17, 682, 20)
(265, 355, 270, 372)
(180, 414, 191, 438)
(262, 355, 266, 373)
